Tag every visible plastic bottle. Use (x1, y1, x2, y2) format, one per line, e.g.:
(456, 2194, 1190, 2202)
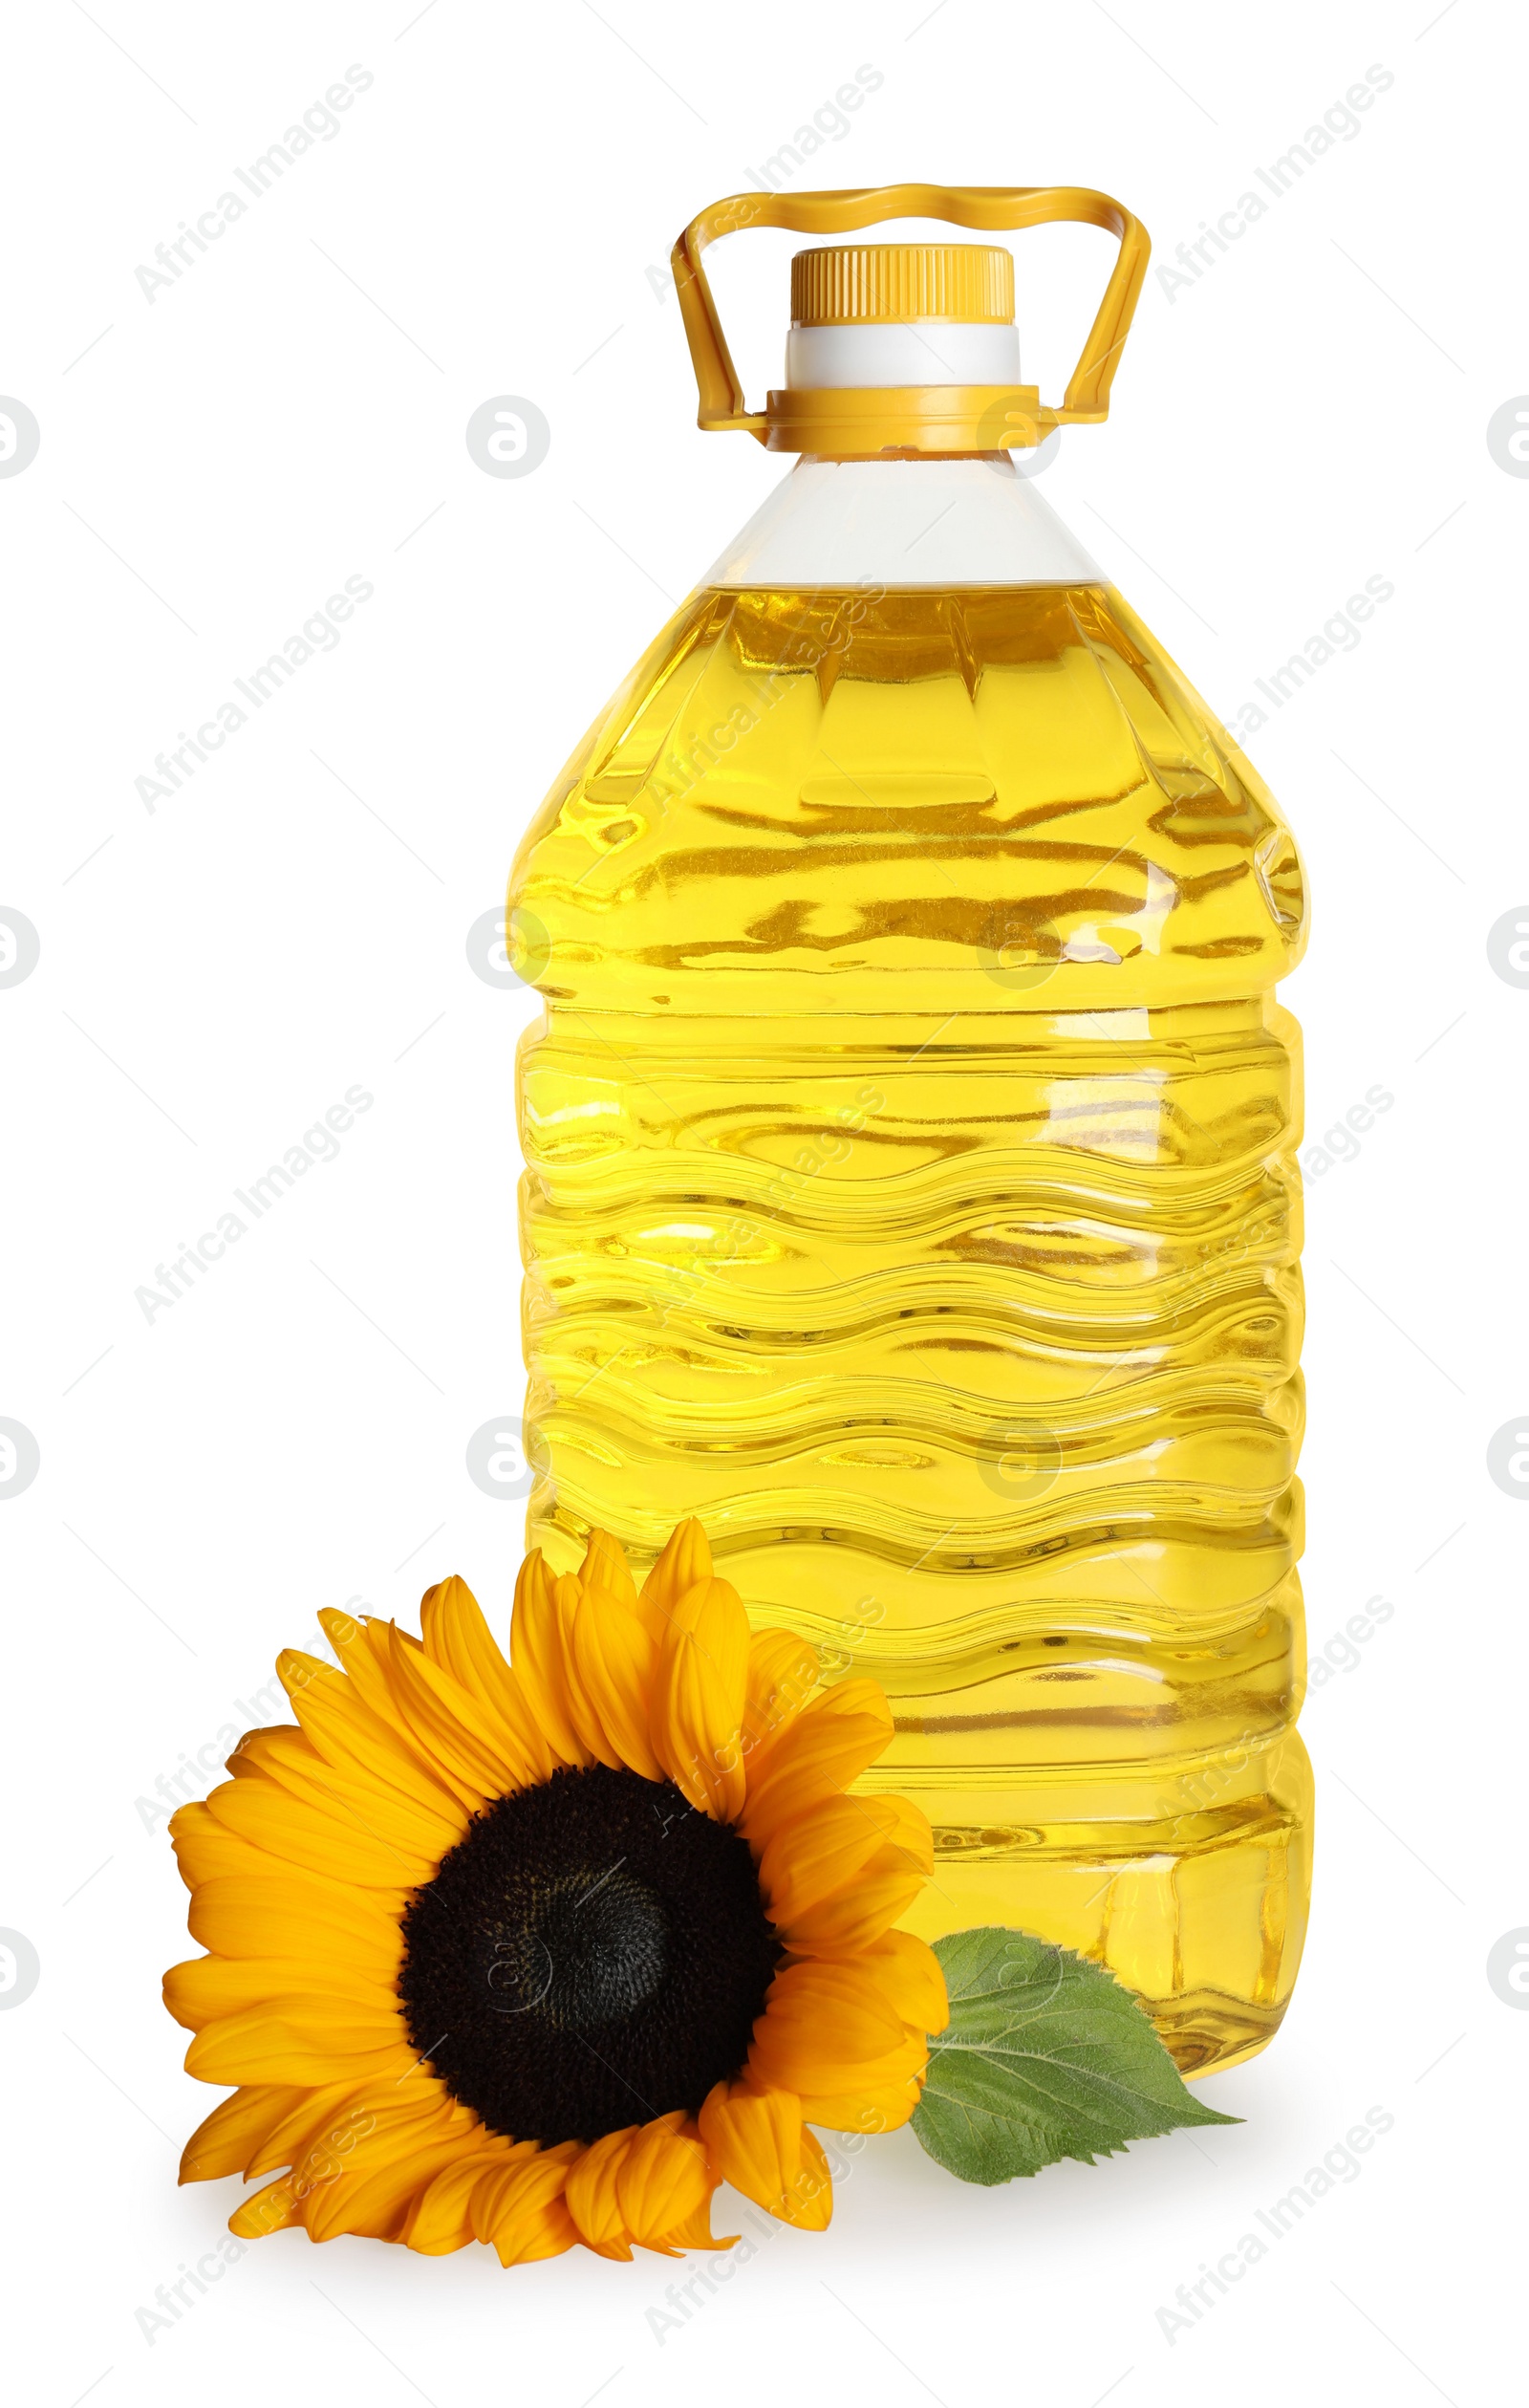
(510, 186, 1310, 2073)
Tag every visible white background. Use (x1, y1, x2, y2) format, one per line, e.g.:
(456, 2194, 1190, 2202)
(3, 1, 1524, 2401)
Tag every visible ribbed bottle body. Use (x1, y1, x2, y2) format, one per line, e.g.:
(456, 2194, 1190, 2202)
(513, 577, 1311, 2071)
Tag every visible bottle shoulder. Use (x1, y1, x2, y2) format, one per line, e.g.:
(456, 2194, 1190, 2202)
(700, 456, 1104, 590)
(510, 580, 1305, 1014)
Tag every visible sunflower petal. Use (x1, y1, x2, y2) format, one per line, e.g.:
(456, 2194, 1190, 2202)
(614, 2112, 712, 2250)
(564, 2125, 639, 2258)
(379, 1623, 530, 1802)
(648, 2195, 740, 2253)
(553, 1573, 616, 1759)
(169, 1800, 285, 1890)
(185, 2002, 413, 2088)
(228, 2176, 303, 2239)
(698, 2080, 832, 2230)
(495, 2200, 580, 2268)
(756, 2027, 926, 2103)
(279, 1650, 468, 1818)
(579, 1528, 640, 1611)
(179, 2086, 305, 2183)
(205, 1776, 433, 1889)
(228, 1725, 465, 1861)
(187, 1874, 402, 1979)
(509, 1554, 590, 1767)
(470, 2142, 582, 2267)
(740, 1680, 894, 1839)
(653, 1577, 749, 1821)
(745, 1960, 925, 2096)
(640, 1517, 713, 1620)
(571, 1589, 662, 1781)
(225, 1727, 287, 1771)
(778, 1855, 930, 1954)
(757, 1793, 911, 1927)
(248, 2091, 454, 2239)
(852, 1928, 949, 2034)
(793, 2072, 924, 2134)
(419, 1575, 557, 1787)
(742, 1628, 819, 1764)
(247, 2080, 382, 2179)
(165, 1955, 396, 2031)
(315, 1607, 454, 1781)
(305, 2130, 472, 2245)
(792, 2131, 836, 2230)
(325, 1617, 481, 1811)
(401, 2145, 531, 2254)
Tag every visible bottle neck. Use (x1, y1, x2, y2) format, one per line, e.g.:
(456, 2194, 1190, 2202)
(784, 319, 1023, 388)
(700, 451, 1102, 592)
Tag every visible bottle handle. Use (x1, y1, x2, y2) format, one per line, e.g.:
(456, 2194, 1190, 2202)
(672, 183, 1151, 445)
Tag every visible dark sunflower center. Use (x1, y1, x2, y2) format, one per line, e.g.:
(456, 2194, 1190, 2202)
(398, 1764, 781, 2146)
(487, 1865, 671, 2030)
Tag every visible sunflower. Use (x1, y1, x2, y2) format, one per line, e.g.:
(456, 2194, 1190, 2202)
(165, 1521, 947, 2265)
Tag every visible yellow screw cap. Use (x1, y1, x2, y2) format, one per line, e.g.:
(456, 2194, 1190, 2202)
(790, 242, 1015, 327)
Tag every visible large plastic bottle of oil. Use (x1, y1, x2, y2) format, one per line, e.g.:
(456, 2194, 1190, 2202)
(510, 187, 1311, 2073)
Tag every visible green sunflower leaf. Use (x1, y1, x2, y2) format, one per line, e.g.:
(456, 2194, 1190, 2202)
(911, 1926, 1241, 2186)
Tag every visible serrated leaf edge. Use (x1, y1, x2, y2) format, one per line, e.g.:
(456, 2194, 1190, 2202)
(910, 1926, 1242, 2185)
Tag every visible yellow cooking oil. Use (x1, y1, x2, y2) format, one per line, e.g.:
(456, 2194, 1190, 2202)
(509, 195, 1312, 2074)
